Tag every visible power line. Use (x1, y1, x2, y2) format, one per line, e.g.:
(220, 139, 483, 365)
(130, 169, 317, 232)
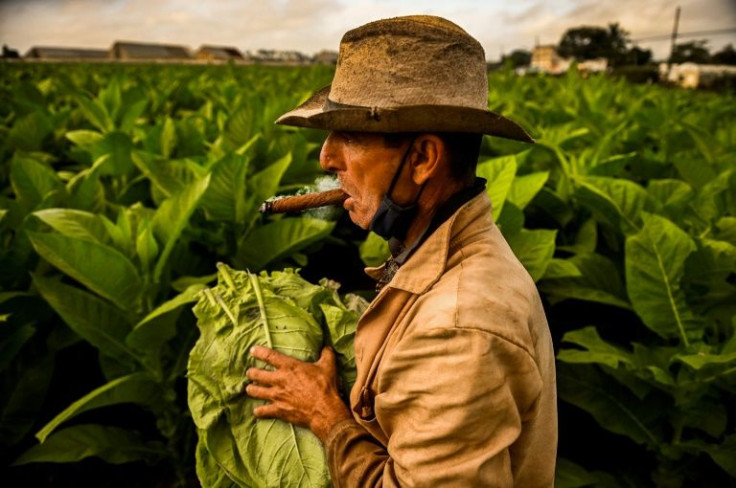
(633, 27, 736, 43)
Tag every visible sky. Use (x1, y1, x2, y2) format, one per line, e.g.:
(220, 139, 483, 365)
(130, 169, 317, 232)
(1, 0, 735, 61)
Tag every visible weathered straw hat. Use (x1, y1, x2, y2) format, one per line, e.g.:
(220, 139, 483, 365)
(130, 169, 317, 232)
(276, 15, 533, 142)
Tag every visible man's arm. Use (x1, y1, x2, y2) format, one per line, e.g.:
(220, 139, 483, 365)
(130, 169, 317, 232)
(247, 326, 544, 487)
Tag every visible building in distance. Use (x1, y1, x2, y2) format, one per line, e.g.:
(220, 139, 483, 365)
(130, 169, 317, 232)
(526, 45, 607, 75)
(313, 50, 338, 65)
(24, 46, 109, 61)
(197, 45, 250, 63)
(111, 41, 192, 61)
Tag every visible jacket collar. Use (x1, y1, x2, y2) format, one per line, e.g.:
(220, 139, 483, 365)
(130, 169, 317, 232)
(365, 190, 494, 295)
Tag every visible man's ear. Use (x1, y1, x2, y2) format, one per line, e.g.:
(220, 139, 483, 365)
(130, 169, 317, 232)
(410, 134, 447, 185)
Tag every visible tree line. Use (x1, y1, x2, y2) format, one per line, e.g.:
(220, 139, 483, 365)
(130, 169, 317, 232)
(502, 23, 736, 68)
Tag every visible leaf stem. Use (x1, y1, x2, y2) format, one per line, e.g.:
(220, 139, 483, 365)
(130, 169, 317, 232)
(249, 272, 273, 348)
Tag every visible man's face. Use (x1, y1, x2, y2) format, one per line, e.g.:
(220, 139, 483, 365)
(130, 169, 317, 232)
(319, 131, 407, 229)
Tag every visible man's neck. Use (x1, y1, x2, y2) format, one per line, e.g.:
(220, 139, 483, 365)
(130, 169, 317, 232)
(401, 177, 471, 248)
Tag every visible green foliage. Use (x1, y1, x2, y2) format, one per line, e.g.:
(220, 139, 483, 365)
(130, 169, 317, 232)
(1, 63, 734, 486)
(0, 63, 339, 485)
(188, 265, 360, 487)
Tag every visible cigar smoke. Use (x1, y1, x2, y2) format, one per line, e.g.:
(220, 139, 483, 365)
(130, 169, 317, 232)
(259, 176, 347, 218)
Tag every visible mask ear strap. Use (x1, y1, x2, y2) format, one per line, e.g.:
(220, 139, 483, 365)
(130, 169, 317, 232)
(385, 136, 417, 200)
(413, 179, 427, 204)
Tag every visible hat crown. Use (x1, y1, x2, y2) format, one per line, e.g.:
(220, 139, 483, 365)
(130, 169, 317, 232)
(329, 16, 489, 110)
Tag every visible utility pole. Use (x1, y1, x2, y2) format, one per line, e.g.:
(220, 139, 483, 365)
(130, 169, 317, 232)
(668, 6, 681, 71)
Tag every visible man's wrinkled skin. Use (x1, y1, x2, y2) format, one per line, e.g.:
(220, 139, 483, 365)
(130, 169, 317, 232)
(246, 346, 352, 443)
(245, 132, 468, 441)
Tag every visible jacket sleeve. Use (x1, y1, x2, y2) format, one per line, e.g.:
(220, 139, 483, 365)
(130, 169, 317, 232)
(324, 326, 544, 487)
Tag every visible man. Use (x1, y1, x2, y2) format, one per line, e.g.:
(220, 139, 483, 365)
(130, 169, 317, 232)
(245, 15, 557, 487)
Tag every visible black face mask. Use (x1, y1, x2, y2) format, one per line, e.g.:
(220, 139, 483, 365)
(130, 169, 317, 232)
(369, 137, 425, 241)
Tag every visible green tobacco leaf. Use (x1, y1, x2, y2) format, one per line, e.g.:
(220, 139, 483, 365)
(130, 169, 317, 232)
(32, 208, 109, 243)
(359, 231, 390, 268)
(160, 117, 177, 159)
(119, 99, 147, 131)
(506, 228, 556, 282)
(28, 231, 142, 311)
(575, 176, 651, 235)
(66, 167, 106, 212)
(673, 156, 717, 189)
(196, 435, 238, 488)
(477, 155, 517, 220)
(127, 284, 205, 352)
(647, 179, 693, 212)
(320, 303, 358, 393)
(188, 265, 330, 487)
(535, 187, 575, 226)
(496, 201, 525, 238)
(246, 153, 293, 222)
(0, 358, 53, 448)
(540, 252, 630, 309)
(36, 373, 160, 443)
(674, 349, 736, 371)
(680, 435, 736, 477)
(98, 132, 134, 176)
(132, 151, 205, 198)
(17, 425, 162, 465)
(171, 273, 217, 292)
(554, 457, 620, 488)
(32, 274, 138, 365)
(99, 351, 139, 382)
(625, 213, 701, 345)
(98, 78, 122, 122)
(686, 238, 736, 285)
(236, 218, 334, 271)
(507, 171, 549, 209)
(7, 111, 53, 151)
(203, 420, 255, 486)
(136, 222, 159, 274)
(66, 129, 104, 152)
(714, 216, 736, 246)
(629, 343, 678, 388)
(557, 362, 664, 447)
(542, 258, 581, 279)
(76, 95, 113, 132)
(558, 326, 633, 369)
(558, 218, 597, 255)
(0, 324, 36, 371)
(10, 156, 65, 212)
(224, 106, 254, 147)
(151, 175, 211, 281)
(692, 170, 736, 223)
(266, 269, 338, 320)
(571, 218, 597, 254)
(200, 153, 250, 222)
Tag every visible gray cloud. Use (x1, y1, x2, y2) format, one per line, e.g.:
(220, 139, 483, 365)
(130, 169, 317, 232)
(0, 0, 344, 54)
(0, 0, 734, 59)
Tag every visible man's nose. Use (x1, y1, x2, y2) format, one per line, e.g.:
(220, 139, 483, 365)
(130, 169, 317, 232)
(319, 133, 342, 173)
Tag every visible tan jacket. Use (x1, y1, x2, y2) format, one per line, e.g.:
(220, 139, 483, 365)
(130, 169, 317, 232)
(325, 191, 557, 487)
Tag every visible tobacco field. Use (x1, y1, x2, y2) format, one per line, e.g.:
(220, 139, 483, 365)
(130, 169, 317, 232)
(0, 62, 735, 487)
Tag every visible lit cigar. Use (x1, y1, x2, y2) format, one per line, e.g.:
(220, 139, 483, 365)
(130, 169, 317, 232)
(259, 189, 348, 214)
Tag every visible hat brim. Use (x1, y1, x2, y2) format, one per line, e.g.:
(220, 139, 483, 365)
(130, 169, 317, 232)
(276, 85, 534, 143)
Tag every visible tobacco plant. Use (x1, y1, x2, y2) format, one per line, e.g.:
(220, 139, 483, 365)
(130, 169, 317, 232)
(1, 64, 734, 486)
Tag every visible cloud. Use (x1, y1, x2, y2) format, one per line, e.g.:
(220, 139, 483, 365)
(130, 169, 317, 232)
(493, 0, 736, 58)
(0, 0, 734, 58)
(0, 0, 344, 53)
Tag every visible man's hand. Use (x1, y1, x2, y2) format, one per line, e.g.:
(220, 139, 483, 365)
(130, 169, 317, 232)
(246, 345, 353, 443)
